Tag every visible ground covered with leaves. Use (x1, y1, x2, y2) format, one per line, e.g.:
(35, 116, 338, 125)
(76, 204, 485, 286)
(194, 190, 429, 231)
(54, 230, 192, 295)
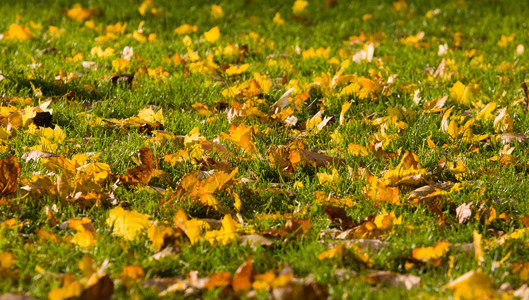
(1, 0, 529, 299)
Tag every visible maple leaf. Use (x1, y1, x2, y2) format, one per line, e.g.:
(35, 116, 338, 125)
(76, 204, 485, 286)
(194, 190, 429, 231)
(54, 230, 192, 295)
(0, 252, 17, 280)
(232, 258, 253, 291)
(0, 156, 20, 198)
(175, 24, 197, 35)
(273, 13, 285, 26)
(210, 4, 224, 19)
(120, 265, 145, 286)
(204, 214, 239, 245)
(148, 224, 175, 250)
(222, 124, 259, 157)
(118, 148, 154, 186)
(66, 3, 99, 21)
(412, 241, 450, 265)
(106, 206, 151, 241)
(204, 26, 220, 43)
(444, 271, 496, 300)
(292, 0, 308, 15)
(3, 23, 34, 41)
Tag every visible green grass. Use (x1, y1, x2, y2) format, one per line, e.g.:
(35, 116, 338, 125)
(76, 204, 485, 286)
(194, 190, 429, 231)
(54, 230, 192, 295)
(1, 0, 529, 298)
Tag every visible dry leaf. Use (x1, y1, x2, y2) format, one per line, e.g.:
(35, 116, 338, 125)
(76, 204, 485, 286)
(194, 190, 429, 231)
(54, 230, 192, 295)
(456, 202, 472, 224)
(0, 156, 20, 197)
(444, 270, 496, 299)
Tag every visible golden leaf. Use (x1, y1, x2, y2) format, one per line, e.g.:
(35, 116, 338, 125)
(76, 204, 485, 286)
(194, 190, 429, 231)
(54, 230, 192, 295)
(444, 271, 496, 300)
(412, 241, 450, 263)
(222, 124, 259, 157)
(292, 0, 308, 15)
(204, 26, 220, 43)
(4, 23, 34, 41)
(106, 206, 151, 241)
(148, 224, 175, 250)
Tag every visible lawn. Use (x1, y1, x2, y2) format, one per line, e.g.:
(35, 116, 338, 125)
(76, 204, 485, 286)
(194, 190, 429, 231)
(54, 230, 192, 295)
(1, 0, 529, 299)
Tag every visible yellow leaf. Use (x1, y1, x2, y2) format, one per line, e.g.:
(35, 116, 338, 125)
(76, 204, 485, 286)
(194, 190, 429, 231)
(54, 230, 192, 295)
(498, 34, 514, 47)
(292, 0, 308, 15)
(210, 4, 224, 19)
(66, 3, 98, 22)
(318, 244, 346, 260)
(0, 252, 15, 270)
(205, 214, 239, 245)
(317, 168, 340, 186)
(347, 143, 369, 157)
(174, 24, 198, 35)
(139, 0, 160, 16)
(273, 13, 285, 26)
(120, 265, 145, 284)
(450, 81, 471, 105)
(90, 46, 115, 58)
(412, 241, 450, 263)
(393, 0, 408, 11)
(106, 206, 151, 241)
(444, 270, 496, 300)
(204, 26, 220, 43)
(222, 124, 259, 157)
(473, 230, 484, 265)
(4, 23, 34, 41)
(70, 231, 95, 248)
(340, 101, 352, 125)
(148, 224, 174, 250)
(48, 282, 82, 300)
(225, 64, 250, 76)
(112, 58, 129, 72)
(137, 107, 164, 125)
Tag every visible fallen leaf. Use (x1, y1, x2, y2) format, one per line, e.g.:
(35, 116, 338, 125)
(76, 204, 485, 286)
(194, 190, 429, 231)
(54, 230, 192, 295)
(232, 258, 253, 291)
(0, 156, 20, 198)
(456, 202, 472, 224)
(106, 206, 151, 241)
(444, 270, 496, 300)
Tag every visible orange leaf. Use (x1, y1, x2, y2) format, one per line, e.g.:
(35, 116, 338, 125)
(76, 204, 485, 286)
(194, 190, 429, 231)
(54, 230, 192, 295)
(232, 258, 253, 291)
(0, 156, 20, 197)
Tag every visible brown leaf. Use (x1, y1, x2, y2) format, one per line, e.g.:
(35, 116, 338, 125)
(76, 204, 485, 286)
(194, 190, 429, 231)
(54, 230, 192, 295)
(232, 258, 253, 291)
(263, 218, 311, 239)
(240, 234, 273, 249)
(324, 206, 353, 230)
(119, 148, 154, 186)
(271, 279, 328, 300)
(80, 275, 114, 300)
(0, 156, 20, 197)
(456, 202, 472, 224)
(495, 133, 527, 144)
(362, 270, 421, 290)
(0, 294, 36, 300)
(21, 150, 59, 162)
(300, 150, 346, 168)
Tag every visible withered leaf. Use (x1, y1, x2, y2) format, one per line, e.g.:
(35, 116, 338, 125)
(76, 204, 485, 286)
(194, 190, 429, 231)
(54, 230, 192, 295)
(324, 206, 353, 230)
(33, 111, 53, 127)
(0, 156, 20, 197)
(240, 234, 274, 249)
(494, 133, 527, 144)
(118, 148, 154, 186)
(0, 294, 37, 300)
(80, 275, 114, 300)
(21, 150, 59, 162)
(300, 149, 346, 168)
(456, 202, 472, 224)
(232, 257, 253, 291)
